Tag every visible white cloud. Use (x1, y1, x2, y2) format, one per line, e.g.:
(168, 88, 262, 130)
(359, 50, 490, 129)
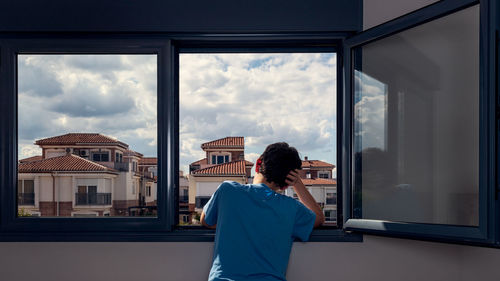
(180, 53, 337, 170)
(354, 70, 387, 150)
(18, 54, 157, 159)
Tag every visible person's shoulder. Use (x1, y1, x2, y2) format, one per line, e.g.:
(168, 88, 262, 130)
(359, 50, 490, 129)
(219, 181, 245, 192)
(278, 192, 305, 207)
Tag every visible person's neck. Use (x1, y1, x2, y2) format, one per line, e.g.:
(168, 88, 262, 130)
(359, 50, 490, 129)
(253, 173, 280, 191)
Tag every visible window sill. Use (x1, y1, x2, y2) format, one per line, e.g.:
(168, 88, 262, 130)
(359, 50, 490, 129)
(0, 228, 363, 242)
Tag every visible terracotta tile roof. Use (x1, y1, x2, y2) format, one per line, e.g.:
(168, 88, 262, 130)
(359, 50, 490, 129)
(301, 160, 335, 168)
(190, 158, 253, 167)
(35, 133, 129, 148)
(139, 157, 157, 165)
(201, 137, 244, 149)
(124, 149, 143, 157)
(190, 158, 207, 166)
(302, 178, 337, 185)
(193, 160, 248, 176)
(18, 154, 117, 174)
(19, 155, 43, 163)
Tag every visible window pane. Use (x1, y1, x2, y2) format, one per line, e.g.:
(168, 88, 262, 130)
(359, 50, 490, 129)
(353, 6, 479, 226)
(180, 53, 337, 226)
(24, 180, 34, 194)
(17, 54, 157, 217)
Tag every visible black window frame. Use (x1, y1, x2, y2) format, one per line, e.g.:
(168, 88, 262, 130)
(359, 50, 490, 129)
(173, 36, 362, 242)
(0, 34, 361, 242)
(342, 0, 500, 247)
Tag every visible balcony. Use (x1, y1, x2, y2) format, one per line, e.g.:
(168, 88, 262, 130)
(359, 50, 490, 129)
(18, 193, 35, 205)
(114, 162, 130, 172)
(75, 193, 112, 205)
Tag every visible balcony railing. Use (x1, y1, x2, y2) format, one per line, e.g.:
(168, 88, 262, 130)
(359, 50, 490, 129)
(114, 162, 130, 172)
(18, 193, 35, 205)
(75, 193, 111, 205)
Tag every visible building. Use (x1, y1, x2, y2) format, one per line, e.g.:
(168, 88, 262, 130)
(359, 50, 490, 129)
(188, 137, 253, 220)
(179, 171, 190, 223)
(18, 133, 157, 217)
(284, 156, 337, 225)
(138, 157, 158, 207)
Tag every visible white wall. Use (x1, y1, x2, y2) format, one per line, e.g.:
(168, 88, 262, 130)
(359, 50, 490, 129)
(1, 235, 499, 281)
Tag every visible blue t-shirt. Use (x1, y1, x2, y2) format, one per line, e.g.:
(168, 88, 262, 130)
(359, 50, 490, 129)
(203, 181, 316, 281)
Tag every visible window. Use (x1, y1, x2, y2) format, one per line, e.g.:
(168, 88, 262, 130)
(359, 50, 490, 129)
(210, 153, 230, 164)
(115, 152, 123, 163)
(2, 4, 492, 244)
(324, 209, 337, 223)
(17, 179, 34, 206)
(92, 152, 109, 162)
(343, 2, 497, 245)
(326, 189, 336, 205)
(318, 171, 330, 179)
(179, 51, 338, 228)
(16, 52, 157, 219)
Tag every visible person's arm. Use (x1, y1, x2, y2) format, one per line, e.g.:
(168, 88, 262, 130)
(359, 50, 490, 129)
(200, 211, 216, 229)
(285, 169, 325, 227)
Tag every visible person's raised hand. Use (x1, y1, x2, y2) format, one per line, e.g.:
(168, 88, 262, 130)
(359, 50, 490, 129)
(285, 169, 304, 188)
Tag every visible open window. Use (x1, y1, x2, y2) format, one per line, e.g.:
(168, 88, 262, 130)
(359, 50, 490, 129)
(343, 1, 497, 244)
(177, 46, 340, 229)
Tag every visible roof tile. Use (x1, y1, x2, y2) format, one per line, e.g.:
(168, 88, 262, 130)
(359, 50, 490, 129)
(201, 137, 244, 149)
(193, 160, 248, 176)
(139, 157, 157, 165)
(301, 160, 335, 168)
(19, 154, 117, 173)
(19, 155, 43, 163)
(35, 133, 128, 148)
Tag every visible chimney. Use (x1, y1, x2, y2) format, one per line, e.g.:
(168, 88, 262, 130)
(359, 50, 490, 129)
(304, 156, 308, 161)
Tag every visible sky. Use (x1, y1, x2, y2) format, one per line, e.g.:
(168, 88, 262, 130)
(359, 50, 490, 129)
(18, 53, 337, 176)
(354, 70, 387, 152)
(18, 54, 158, 159)
(179, 53, 336, 174)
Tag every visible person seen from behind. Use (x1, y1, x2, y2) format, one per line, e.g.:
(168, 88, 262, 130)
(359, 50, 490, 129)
(201, 142, 325, 281)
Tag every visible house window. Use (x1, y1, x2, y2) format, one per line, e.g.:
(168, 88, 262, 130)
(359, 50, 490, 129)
(324, 209, 337, 223)
(76, 185, 111, 205)
(195, 196, 211, 209)
(17, 179, 35, 206)
(92, 152, 109, 162)
(210, 153, 230, 164)
(325, 189, 336, 205)
(146, 186, 152, 197)
(115, 152, 123, 163)
(318, 171, 330, 179)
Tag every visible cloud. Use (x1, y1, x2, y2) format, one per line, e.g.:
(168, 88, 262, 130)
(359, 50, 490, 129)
(18, 54, 157, 159)
(180, 53, 337, 170)
(64, 55, 128, 71)
(354, 70, 387, 150)
(18, 56, 63, 97)
(49, 80, 136, 117)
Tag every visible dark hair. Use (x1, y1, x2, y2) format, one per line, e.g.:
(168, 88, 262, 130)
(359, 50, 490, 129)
(258, 142, 302, 188)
